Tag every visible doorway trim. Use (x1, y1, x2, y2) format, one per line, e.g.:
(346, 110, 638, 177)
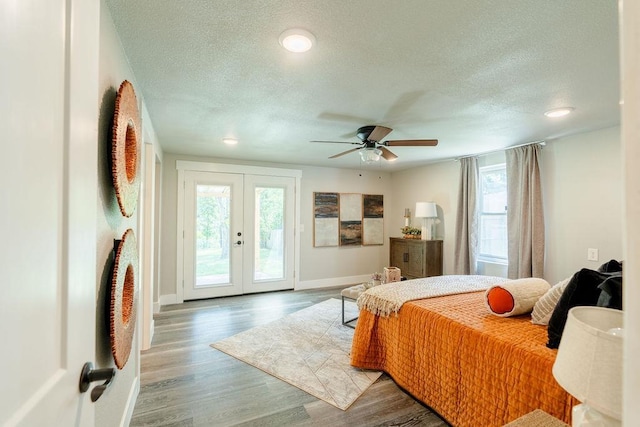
(175, 160, 302, 303)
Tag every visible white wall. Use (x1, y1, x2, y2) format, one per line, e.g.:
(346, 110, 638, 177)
(159, 153, 393, 300)
(95, 3, 161, 425)
(541, 126, 622, 284)
(159, 126, 623, 300)
(388, 161, 460, 274)
(298, 164, 393, 287)
(387, 126, 623, 285)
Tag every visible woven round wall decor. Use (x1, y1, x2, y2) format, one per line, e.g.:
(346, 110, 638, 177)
(110, 228, 139, 369)
(111, 80, 141, 218)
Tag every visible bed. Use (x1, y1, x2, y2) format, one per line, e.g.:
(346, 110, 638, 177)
(350, 277, 576, 426)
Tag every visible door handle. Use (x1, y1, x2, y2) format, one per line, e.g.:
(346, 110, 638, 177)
(79, 362, 115, 402)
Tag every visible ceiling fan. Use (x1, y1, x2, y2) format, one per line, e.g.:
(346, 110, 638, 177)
(311, 125, 438, 162)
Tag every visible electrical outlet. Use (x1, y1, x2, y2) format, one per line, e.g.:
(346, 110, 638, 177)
(587, 248, 599, 261)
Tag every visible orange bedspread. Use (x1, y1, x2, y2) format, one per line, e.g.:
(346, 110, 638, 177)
(350, 291, 576, 426)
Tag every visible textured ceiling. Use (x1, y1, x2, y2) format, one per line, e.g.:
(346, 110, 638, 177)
(105, 0, 620, 171)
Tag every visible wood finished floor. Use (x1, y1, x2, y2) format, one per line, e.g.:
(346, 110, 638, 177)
(131, 287, 448, 426)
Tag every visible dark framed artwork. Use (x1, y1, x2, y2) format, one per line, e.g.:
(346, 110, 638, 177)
(339, 193, 362, 246)
(313, 192, 339, 247)
(313, 192, 384, 247)
(362, 194, 384, 245)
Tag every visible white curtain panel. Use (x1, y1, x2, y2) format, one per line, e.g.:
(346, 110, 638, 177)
(454, 156, 479, 274)
(505, 144, 545, 279)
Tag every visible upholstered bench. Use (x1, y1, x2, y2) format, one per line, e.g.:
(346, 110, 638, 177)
(341, 284, 367, 328)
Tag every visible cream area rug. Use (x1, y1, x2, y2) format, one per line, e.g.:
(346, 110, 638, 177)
(210, 298, 381, 410)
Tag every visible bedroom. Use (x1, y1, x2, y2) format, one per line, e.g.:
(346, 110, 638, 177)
(3, 1, 638, 426)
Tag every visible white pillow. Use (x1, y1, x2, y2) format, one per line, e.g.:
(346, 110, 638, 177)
(531, 277, 572, 325)
(484, 278, 551, 317)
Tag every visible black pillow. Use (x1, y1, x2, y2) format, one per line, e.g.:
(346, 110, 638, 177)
(546, 268, 610, 349)
(597, 259, 623, 273)
(597, 273, 623, 309)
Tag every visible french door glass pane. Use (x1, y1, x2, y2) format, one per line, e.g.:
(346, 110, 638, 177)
(196, 184, 230, 286)
(254, 186, 285, 281)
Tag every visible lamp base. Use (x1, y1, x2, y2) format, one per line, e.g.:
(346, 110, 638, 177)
(420, 218, 433, 240)
(572, 404, 620, 427)
(421, 225, 430, 240)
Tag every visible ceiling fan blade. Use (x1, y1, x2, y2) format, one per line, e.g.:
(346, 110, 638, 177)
(385, 139, 438, 147)
(379, 146, 398, 161)
(311, 140, 361, 145)
(368, 125, 393, 142)
(329, 147, 361, 159)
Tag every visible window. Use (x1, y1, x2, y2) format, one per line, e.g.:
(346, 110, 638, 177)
(479, 164, 508, 262)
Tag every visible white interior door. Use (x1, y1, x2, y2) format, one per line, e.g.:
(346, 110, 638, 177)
(1, 0, 98, 424)
(242, 175, 296, 293)
(183, 171, 244, 299)
(182, 172, 296, 299)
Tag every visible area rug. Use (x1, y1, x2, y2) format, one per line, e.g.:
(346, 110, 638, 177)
(210, 298, 382, 410)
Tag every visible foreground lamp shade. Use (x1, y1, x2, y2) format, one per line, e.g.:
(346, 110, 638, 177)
(110, 228, 139, 369)
(111, 80, 141, 218)
(552, 306, 623, 422)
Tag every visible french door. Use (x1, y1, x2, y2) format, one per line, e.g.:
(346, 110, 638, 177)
(182, 171, 296, 300)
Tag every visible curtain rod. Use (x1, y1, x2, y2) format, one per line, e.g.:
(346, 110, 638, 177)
(455, 140, 546, 161)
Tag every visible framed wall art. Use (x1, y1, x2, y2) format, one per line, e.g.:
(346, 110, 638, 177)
(339, 193, 362, 246)
(362, 194, 384, 245)
(313, 192, 339, 247)
(313, 192, 384, 247)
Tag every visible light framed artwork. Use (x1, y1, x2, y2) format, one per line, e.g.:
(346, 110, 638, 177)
(362, 194, 384, 245)
(339, 193, 362, 246)
(313, 192, 339, 247)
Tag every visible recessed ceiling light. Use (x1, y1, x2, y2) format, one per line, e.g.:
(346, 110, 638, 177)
(544, 107, 575, 118)
(223, 138, 238, 145)
(279, 29, 316, 53)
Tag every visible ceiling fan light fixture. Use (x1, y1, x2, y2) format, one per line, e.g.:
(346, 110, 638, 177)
(360, 148, 382, 164)
(279, 29, 316, 53)
(544, 107, 574, 118)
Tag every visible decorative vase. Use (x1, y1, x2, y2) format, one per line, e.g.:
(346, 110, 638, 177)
(372, 279, 382, 286)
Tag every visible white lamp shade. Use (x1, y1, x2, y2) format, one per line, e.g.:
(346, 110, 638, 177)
(552, 306, 623, 421)
(415, 202, 437, 218)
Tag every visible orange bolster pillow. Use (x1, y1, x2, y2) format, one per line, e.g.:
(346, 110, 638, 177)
(485, 278, 551, 317)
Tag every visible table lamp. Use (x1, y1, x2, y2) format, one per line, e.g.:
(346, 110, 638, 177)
(415, 202, 437, 240)
(552, 306, 623, 426)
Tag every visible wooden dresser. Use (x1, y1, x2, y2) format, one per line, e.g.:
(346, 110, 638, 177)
(389, 238, 443, 279)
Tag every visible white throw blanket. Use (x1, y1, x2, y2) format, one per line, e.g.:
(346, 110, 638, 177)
(357, 275, 505, 317)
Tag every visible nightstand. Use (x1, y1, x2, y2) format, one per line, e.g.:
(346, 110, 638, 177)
(389, 238, 443, 279)
(504, 409, 569, 427)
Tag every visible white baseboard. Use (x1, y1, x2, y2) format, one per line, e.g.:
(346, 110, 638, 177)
(159, 278, 367, 302)
(120, 376, 140, 427)
(296, 274, 369, 290)
(159, 294, 177, 306)
(153, 301, 161, 313)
